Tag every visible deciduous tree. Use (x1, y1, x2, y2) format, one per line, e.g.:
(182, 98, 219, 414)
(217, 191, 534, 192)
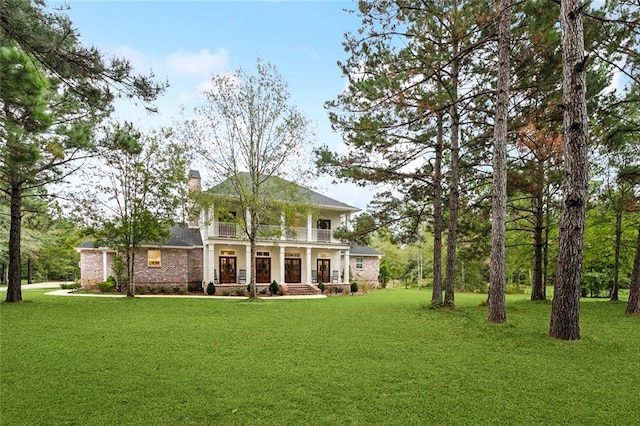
(184, 59, 312, 298)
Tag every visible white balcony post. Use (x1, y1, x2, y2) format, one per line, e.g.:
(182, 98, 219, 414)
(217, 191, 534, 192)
(307, 214, 313, 242)
(281, 213, 286, 240)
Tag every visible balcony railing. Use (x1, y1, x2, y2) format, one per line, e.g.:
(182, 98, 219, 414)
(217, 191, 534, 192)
(207, 222, 336, 243)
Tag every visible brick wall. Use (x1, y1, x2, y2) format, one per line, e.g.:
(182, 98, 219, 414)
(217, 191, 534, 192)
(80, 247, 203, 289)
(350, 256, 380, 287)
(80, 250, 115, 287)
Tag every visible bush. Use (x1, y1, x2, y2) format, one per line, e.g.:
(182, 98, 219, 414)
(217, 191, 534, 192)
(505, 284, 525, 294)
(269, 280, 280, 296)
(234, 287, 246, 296)
(188, 281, 203, 293)
(206, 282, 216, 295)
(350, 282, 359, 294)
(259, 288, 268, 295)
(97, 280, 115, 293)
(60, 282, 81, 290)
(318, 282, 325, 293)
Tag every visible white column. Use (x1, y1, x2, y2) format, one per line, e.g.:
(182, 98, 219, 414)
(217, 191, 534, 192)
(280, 247, 285, 283)
(208, 244, 215, 282)
(102, 250, 108, 282)
(307, 214, 313, 242)
(306, 247, 312, 283)
(246, 245, 252, 284)
(202, 245, 208, 283)
(344, 249, 350, 284)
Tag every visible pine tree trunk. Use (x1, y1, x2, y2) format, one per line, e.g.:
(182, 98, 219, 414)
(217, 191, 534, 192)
(610, 208, 622, 301)
(625, 225, 640, 315)
(432, 111, 444, 306)
(6, 181, 23, 303)
(549, 0, 589, 340)
(488, 0, 511, 324)
(444, 15, 460, 309)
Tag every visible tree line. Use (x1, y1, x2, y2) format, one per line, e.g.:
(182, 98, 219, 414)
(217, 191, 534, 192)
(316, 0, 640, 338)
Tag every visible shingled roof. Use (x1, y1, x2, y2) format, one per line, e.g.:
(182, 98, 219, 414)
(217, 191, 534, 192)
(350, 244, 382, 257)
(208, 172, 359, 212)
(77, 224, 202, 249)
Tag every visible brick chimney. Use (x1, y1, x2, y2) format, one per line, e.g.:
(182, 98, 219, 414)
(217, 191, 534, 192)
(187, 170, 201, 228)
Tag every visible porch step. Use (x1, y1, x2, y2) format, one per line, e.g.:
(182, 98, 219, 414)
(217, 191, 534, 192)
(284, 284, 321, 296)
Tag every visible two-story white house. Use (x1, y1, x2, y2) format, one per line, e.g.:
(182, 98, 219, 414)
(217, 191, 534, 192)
(195, 171, 360, 292)
(78, 171, 376, 295)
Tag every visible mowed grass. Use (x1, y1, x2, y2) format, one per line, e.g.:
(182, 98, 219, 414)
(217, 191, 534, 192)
(1, 289, 639, 425)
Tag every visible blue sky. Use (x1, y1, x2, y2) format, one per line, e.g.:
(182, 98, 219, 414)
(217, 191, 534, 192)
(51, 0, 375, 209)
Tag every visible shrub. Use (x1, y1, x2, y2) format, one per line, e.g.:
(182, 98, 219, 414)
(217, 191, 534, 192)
(259, 288, 268, 295)
(505, 284, 525, 294)
(158, 285, 171, 294)
(234, 287, 246, 296)
(206, 282, 216, 295)
(97, 280, 115, 293)
(188, 281, 203, 293)
(60, 282, 81, 290)
(318, 282, 325, 293)
(269, 280, 280, 296)
(350, 282, 359, 294)
(222, 289, 230, 296)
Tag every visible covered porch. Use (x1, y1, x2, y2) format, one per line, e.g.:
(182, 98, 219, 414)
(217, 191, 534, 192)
(201, 242, 350, 287)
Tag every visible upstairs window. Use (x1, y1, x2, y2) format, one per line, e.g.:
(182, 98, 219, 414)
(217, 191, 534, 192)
(148, 250, 161, 267)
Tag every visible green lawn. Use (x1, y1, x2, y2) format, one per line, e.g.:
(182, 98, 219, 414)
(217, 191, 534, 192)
(1, 289, 638, 425)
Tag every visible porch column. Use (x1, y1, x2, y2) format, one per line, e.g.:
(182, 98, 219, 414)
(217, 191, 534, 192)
(245, 245, 252, 284)
(344, 249, 350, 284)
(202, 245, 208, 283)
(305, 247, 312, 284)
(279, 246, 285, 284)
(102, 249, 108, 282)
(207, 244, 215, 282)
(307, 214, 313, 242)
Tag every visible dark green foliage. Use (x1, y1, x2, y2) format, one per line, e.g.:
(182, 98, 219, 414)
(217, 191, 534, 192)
(206, 282, 216, 295)
(97, 281, 115, 293)
(350, 282, 359, 294)
(318, 282, 325, 293)
(581, 271, 611, 298)
(378, 263, 390, 288)
(269, 280, 280, 296)
(188, 281, 203, 293)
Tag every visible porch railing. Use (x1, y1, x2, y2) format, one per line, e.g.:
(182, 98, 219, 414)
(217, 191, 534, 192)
(208, 222, 336, 243)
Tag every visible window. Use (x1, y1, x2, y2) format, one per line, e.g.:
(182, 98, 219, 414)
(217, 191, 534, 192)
(148, 250, 161, 267)
(356, 257, 364, 270)
(220, 250, 236, 256)
(257, 251, 270, 257)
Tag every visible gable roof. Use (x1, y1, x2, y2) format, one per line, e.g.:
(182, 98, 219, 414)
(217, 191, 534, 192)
(77, 224, 203, 250)
(350, 244, 382, 257)
(207, 172, 360, 212)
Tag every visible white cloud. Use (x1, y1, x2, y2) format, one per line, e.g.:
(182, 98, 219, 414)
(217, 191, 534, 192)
(163, 48, 229, 78)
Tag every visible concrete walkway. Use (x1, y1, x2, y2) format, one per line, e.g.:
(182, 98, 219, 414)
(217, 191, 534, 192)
(46, 289, 326, 300)
(0, 282, 70, 291)
(1, 282, 326, 299)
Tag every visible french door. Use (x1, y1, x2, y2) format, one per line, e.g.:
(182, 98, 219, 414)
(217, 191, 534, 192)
(317, 259, 330, 283)
(284, 258, 301, 283)
(219, 257, 236, 284)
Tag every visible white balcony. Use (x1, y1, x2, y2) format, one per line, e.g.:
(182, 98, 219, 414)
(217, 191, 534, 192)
(208, 222, 337, 243)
